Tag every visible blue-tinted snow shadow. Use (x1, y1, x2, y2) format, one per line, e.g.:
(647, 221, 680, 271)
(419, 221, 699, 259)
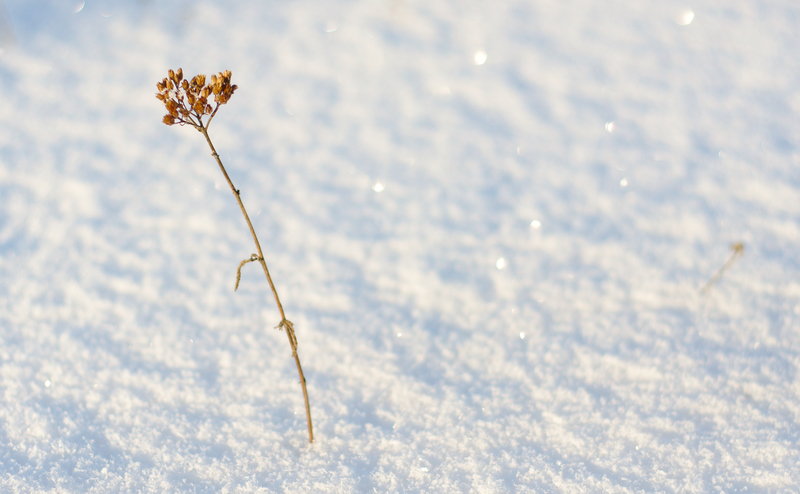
(32, 406, 127, 488)
(30, 393, 241, 492)
(3, 394, 141, 491)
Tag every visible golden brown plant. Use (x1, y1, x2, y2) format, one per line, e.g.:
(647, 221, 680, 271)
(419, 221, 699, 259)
(157, 68, 314, 443)
(156, 68, 238, 127)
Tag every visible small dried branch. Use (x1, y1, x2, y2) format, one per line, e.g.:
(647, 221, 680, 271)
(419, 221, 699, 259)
(235, 254, 262, 291)
(700, 242, 744, 295)
(156, 68, 314, 443)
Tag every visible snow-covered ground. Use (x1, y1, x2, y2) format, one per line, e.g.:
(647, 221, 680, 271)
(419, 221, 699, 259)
(1, 0, 799, 492)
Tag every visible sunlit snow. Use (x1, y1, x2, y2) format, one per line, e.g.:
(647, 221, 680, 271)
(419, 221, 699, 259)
(1, 0, 799, 492)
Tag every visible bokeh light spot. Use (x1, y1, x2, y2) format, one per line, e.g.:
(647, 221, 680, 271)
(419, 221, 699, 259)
(677, 10, 694, 25)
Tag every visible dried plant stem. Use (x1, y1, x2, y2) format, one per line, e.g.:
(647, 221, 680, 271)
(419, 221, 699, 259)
(157, 68, 312, 442)
(700, 242, 744, 295)
(198, 126, 314, 443)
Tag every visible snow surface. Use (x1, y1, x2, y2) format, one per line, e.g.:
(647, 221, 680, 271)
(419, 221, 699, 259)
(1, 0, 800, 492)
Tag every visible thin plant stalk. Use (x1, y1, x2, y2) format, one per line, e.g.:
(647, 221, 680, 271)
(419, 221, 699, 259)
(700, 242, 744, 295)
(199, 127, 313, 443)
(156, 68, 313, 443)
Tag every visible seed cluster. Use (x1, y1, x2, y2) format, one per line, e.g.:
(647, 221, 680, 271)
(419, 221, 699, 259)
(156, 68, 238, 127)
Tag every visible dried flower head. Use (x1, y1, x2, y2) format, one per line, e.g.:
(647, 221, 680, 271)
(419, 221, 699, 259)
(156, 68, 237, 128)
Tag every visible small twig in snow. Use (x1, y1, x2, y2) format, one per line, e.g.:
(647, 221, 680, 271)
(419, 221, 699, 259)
(700, 242, 744, 295)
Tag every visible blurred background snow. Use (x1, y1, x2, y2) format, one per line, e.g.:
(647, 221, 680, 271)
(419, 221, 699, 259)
(1, 0, 799, 492)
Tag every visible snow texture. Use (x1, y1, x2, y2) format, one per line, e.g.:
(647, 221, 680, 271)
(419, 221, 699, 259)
(1, 0, 799, 492)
